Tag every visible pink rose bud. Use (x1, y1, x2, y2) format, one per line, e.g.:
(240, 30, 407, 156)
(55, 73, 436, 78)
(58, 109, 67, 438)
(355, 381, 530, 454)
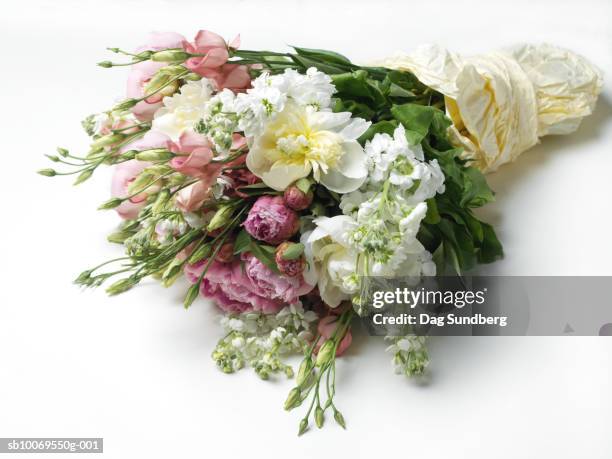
(283, 184, 314, 211)
(275, 242, 306, 277)
(243, 196, 299, 245)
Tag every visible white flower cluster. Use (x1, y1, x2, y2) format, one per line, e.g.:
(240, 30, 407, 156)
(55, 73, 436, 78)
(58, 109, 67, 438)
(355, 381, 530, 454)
(212, 303, 318, 379)
(232, 67, 336, 138)
(304, 126, 445, 308)
(385, 335, 429, 376)
(340, 125, 445, 276)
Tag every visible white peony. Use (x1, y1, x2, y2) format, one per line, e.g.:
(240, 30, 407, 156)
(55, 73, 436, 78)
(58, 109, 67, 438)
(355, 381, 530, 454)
(246, 102, 370, 192)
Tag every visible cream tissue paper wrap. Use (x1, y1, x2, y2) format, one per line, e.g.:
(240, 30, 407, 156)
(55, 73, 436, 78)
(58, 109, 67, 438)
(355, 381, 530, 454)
(376, 44, 603, 172)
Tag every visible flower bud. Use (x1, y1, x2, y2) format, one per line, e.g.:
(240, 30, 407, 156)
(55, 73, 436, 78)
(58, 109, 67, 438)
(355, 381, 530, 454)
(135, 148, 174, 162)
(315, 340, 335, 367)
(284, 387, 302, 411)
(91, 133, 125, 149)
(37, 168, 57, 177)
(275, 242, 306, 277)
(296, 357, 313, 387)
(188, 245, 212, 264)
(298, 419, 309, 436)
(98, 197, 124, 210)
(73, 169, 93, 185)
(106, 277, 137, 295)
(97, 61, 113, 68)
(183, 283, 200, 309)
(150, 49, 191, 63)
(113, 98, 138, 112)
(283, 182, 313, 211)
(333, 409, 346, 429)
(315, 406, 325, 428)
(207, 205, 235, 232)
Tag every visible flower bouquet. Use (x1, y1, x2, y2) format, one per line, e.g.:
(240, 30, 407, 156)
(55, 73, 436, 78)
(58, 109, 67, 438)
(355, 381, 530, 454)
(40, 30, 602, 434)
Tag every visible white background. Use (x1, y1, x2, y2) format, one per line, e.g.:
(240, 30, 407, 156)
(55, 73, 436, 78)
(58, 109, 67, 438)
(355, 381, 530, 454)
(1, 0, 611, 457)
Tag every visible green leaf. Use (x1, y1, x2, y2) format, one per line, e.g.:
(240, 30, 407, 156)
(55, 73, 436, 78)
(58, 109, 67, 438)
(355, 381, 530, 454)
(358, 120, 398, 143)
(292, 46, 352, 66)
(390, 103, 436, 145)
(423, 198, 440, 224)
(233, 229, 251, 255)
(249, 241, 280, 273)
(281, 243, 304, 260)
(460, 167, 495, 208)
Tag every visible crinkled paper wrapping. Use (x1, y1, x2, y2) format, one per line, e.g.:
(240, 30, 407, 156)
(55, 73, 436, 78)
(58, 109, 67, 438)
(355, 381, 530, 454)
(376, 44, 603, 172)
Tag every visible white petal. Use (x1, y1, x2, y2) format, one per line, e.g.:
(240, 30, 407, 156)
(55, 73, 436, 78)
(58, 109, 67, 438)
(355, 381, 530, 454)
(337, 141, 368, 179)
(261, 162, 311, 191)
(309, 110, 351, 131)
(319, 168, 366, 193)
(339, 118, 371, 140)
(312, 215, 357, 246)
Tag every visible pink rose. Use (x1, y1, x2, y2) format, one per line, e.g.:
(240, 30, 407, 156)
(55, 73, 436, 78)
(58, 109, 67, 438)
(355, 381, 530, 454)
(176, 181, 210, 213)
(182, 31, 250, 91)
(169, 131, 214, 177)
(127, 32, 186, 121)
(315, 315, 353, 357)
(183, 30, 232, 77)
(243, 196, 300, 244)
(111, 160, 151, 220)
(111, 130, 170, 220)
(184, 253, 314, 313)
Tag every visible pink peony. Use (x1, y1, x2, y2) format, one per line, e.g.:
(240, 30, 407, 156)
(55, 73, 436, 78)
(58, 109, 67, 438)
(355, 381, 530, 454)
(283, 184, 313, 211)
(315, 315, 353, 357)
(243, 196, 300, 244)
(126, 32, 186, 121)
(275, 242, 306, 277)
(184, 253, 314, 313)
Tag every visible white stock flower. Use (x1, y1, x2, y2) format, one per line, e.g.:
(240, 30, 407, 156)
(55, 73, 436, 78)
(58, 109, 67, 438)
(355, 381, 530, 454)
(302, 216, 360, 308)
(152, 79, 214, 140)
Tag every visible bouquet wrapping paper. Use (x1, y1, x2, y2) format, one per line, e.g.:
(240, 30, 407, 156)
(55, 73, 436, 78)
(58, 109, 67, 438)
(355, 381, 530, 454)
(377, 44, 603, 171)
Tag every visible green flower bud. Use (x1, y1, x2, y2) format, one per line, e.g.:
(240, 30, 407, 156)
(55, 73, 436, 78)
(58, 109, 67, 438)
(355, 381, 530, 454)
(73, 169, 93, 185)
(207, 205, 235, 232)
(333, 409, 346, 429)
(91, 133, 125, 149)
(152, 189, 171, 214)
(298, 419, 309, 436)
(45, 154, 60, 162)
(97, 61, 113, 68)
(106, 277, 137, 295)
(315, 340, 335, 367)
(296, 357, 313, 387)
(150, 49, 190, 63)
(134, 148, 174, 162)
(56, 147, 69, 157)
(183, 283, 200, 309)
(188, 244, 212, 264)
(107, 231, 131, 244)
(98, 197, 124, 210)
(315, 406, 325, 429)
(284, 387, 302, 411)
(284, 366, 294, 379)
(37, 168, 57, 177)
(113, 98, 138, 112)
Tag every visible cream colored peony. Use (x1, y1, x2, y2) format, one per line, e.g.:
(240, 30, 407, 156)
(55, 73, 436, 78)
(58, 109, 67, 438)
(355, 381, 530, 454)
(246, 102, 370, 192)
